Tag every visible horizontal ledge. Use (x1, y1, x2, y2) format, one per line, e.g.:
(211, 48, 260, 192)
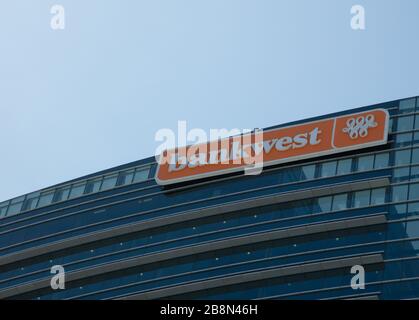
(0, 213, 387, 299)
(345, 295, 380, 300)
(0, 177, 390, 268)
(118, 253, 384, 300)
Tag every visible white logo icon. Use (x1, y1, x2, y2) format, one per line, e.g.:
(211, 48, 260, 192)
(342, 114, 377, 139)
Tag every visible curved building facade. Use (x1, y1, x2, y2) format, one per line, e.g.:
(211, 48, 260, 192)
(0, 97, 419, 300)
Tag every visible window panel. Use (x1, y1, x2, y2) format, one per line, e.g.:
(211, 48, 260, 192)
(392, 185, 409, 202)
(53, 187, 70, 203)
(21, 197, 39, 212)
(374, 153, 389, 169)
(21, 192, 40, 211)
(397, 116, 414, 131)
(69, 183, 86, 199)
(117, 170, 135, 186)
(7, 202, 23, 216)
(0, 204, 8, 218)
(389, 118, 394, 133)
(408, 202, 419, 217)
(399, 98, 416, 113)
(37, 192, 54, 207)
(353, 190, 370, 208)
(391, 204, 407, 216)
(416, 115, 419, 129)
(101, 175, 118, 191)
(412, 148, 419, 164)
(332, 194, 348, 211)
(395, 133, 413, 145)
(371, 188, 386, 205)
(411, 166, 419, 180)
(406, 220, 419, 238)
(133, 168, 150, 183)
(357, 155, 374, 171)
(317, 196, 332, 212)
(337, 159, 352, 175)
(395, 149, 412, 166)
(85, 179, 102, 194)
(393, 167, 410, 181)
(320, 161, 337, 177)
(301, 165, 315, 180)
(409, 183, 419, 200)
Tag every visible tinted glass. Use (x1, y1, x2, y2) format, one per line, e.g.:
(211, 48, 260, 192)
(397, 116, 414, 131)
(357, 155, 374, 171)
(301, 165, 315, 180)
(353, 190, 370, 208)
(374, 153, 389, 169)
(101, 175, 118, 191)
(37, 192, 54, 207)
(337, 159, 352, 175)
(133, 168, 150, 183)
(395, 150, 412, 166)
(371, 188, 386, 205)
(320, 161, 337, 177)
(69, 184, 86, 199)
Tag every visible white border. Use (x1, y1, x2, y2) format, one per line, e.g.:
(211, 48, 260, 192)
(155, 108, 390, 186)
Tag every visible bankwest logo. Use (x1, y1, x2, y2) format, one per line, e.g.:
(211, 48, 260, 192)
(155, 109, 389, 185)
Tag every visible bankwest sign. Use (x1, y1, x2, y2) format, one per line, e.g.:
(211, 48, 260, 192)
(155, 109, 389, 185)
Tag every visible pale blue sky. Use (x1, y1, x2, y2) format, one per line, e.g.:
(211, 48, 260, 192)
(0, 0, 418, 201)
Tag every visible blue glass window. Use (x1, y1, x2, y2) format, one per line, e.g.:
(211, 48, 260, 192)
(22, 192, 40, 211)
(117, 170, 135, 186)
(409, 183, 419, 200)
(393, 167, 410, 181)
(317, 196, 332, 212)
(397, 116, 414, 131)
(37, 191, 54, 207)
(133, 168, 150, 183)
(53, 187, 70, 203)
(0, 202, 8, 218)
(320, 161, 337, 177)
(395, 149, 412, 166)
(357, 155, 374, 171)
(332, 194, 348, 211)
(408, 202, 419, 217)
(399, 98, 416, 113)
(389, 118, 394, 132)
(68, 183, 86, 199)
(406, 221, 419, 238)
(411, 166, 419, 180)
(371, 188, 386, 205)
(101, 175, 118, 191)
(301, 165, 315, 180)
(374, 153, 389, 169)
(337, 159, 352, 175)
(396, 133, 413, 145)
(7, 201, 23, 216)
(392, 185, 409, 202)
(391, 204, 407, 217)
(412, 148, 419, 164)
(353, 190, 370, 208)
(85, 179, 102, 194)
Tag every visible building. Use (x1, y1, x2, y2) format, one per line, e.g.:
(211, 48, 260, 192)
(0, 96, 418, 300)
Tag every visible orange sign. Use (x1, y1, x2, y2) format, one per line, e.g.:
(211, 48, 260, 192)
(155, 109, 389, 185)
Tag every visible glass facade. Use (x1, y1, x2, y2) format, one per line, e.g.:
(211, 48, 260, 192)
(0, 97, 419, 300)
